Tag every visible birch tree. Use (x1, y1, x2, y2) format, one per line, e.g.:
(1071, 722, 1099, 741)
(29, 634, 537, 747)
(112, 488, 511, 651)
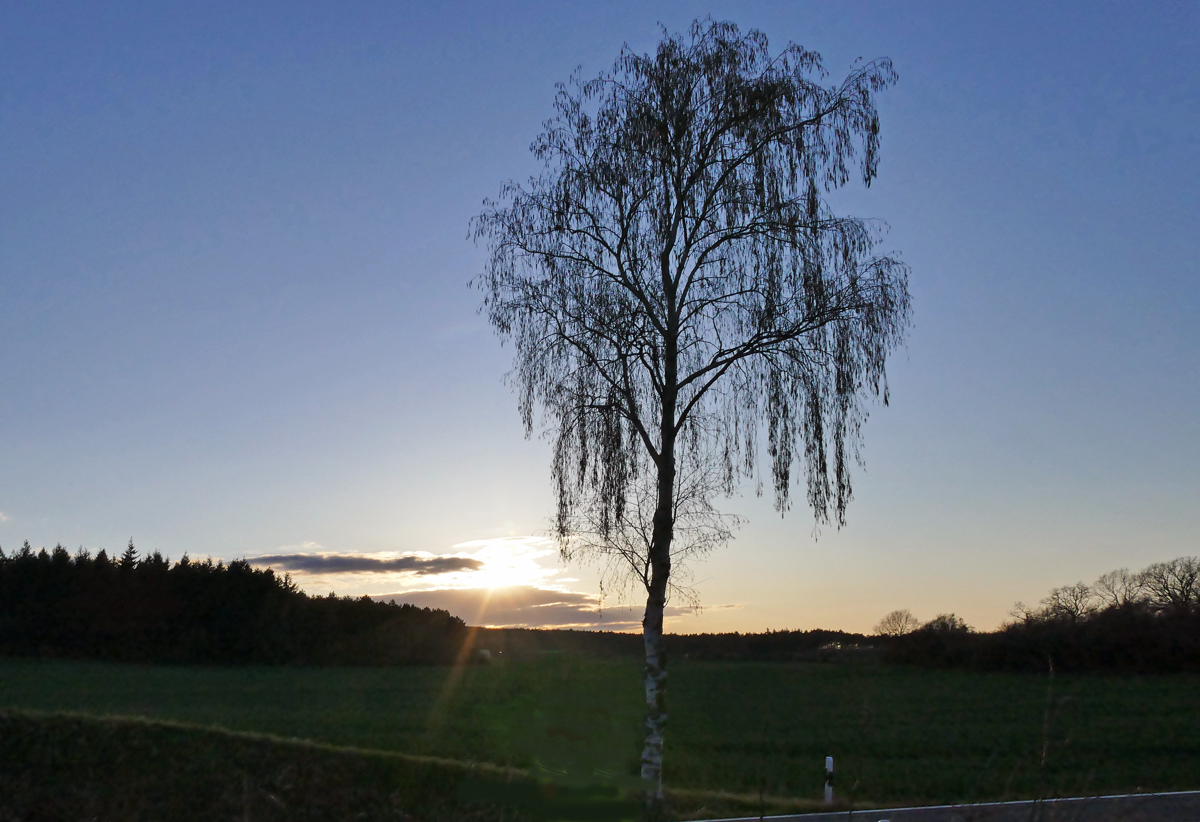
(474, 19, 910, 805)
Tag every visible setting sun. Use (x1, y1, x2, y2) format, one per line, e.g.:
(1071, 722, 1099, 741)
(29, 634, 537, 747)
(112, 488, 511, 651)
(449, 538, 560, 590)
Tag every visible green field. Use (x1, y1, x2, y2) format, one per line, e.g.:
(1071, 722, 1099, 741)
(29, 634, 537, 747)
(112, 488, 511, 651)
(2, 656, 1198, 808)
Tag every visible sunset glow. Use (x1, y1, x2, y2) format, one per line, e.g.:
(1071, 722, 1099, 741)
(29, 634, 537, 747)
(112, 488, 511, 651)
(251, 536, 566, 596)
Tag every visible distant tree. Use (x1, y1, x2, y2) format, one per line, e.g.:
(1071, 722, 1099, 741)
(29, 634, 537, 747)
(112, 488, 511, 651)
(874, 608, 919, 636)
(1040, 582, 1097, 623)
(1007, 601, 1038, 625)
(1141, 557, 1200, 614)
(921, 613, 971, 633)
(474, 18, 909, 803)
(119, 538, 138, 570)
(1093, 567, 1147, 610)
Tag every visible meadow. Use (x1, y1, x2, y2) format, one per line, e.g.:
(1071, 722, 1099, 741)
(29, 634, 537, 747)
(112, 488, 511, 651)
(2, 655, 1199, 812)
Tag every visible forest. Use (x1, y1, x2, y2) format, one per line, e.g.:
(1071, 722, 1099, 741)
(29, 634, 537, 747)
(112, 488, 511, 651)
(0, 541, 466, 665)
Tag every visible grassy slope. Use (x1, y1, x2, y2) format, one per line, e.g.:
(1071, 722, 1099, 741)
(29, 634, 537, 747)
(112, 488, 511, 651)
(1, 657, 1198, 808)
(0, 709, 514, 822)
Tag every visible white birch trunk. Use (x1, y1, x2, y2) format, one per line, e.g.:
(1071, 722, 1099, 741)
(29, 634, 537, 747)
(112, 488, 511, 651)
(640, 454, 673, 810)
(641, 588, 668, 802)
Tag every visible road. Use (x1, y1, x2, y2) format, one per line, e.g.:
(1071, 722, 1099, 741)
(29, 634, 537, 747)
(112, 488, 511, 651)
(706, 791, 1200, 822)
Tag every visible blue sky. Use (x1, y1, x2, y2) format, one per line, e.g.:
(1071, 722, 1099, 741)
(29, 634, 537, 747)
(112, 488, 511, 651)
(1, 1, 1197, 632)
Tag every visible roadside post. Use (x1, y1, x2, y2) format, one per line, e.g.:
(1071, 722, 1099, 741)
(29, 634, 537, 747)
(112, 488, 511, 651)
(824, 756, 833, 804)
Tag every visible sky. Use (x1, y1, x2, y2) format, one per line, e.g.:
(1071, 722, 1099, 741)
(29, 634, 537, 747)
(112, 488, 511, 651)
(1, 1, 1197, 634)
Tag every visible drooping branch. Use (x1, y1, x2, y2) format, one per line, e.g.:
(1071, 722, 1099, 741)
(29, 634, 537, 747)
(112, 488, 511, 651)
(473, 16, 910, 579)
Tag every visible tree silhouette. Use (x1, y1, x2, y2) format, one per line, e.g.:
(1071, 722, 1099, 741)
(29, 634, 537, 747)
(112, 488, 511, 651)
(120, 538, 138, 570)
(1094, 567, 1147, 609)
(1040, 582, 1098, 623)
(474, 18, 910, 803)
(1142, 557, 1200, 614)
(874, 608, 919, 636)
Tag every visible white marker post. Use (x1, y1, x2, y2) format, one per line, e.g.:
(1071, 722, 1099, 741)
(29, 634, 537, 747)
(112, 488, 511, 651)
(824, 756, 834, 804)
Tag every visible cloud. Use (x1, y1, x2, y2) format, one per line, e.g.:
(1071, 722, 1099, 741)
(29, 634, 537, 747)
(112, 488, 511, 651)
(371, 585, 730, 631)
(0, 512, 8, 522)
(250, 553, 482, 575)
(247, 536, 562, 592)
(374, 585, 644, 630)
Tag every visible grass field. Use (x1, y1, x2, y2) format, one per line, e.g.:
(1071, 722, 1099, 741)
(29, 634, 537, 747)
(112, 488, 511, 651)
(0, 710, 545, 822)
(2, 655, 1198, 809)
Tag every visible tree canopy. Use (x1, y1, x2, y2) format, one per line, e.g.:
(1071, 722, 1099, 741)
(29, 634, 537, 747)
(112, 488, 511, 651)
(476, 19, 909, 566)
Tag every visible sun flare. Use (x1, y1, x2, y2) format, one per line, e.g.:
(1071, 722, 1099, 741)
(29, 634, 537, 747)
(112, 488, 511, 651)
(447, 537, 560, 590)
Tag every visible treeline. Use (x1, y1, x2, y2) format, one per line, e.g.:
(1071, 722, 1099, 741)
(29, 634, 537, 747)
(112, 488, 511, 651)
(0, 541, 466, 665)
(471, 627, 869, 662)
(882, 557, 1200, 673)
(668, 628, 870, 661)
